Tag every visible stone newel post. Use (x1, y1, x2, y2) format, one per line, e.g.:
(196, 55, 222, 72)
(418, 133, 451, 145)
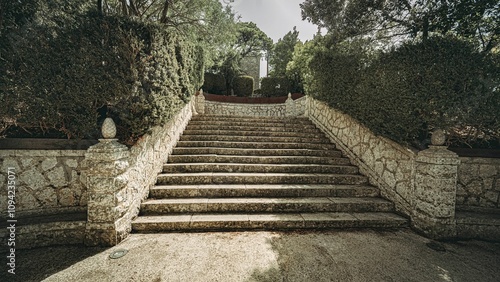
(285, 93, 296, 117)
(195, 89, 205, 114)
(84, 118, 130, 246)
(413, 130, 460, 239)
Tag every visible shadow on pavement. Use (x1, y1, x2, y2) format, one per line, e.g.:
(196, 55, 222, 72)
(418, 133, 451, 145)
(1, 244, 107, 282)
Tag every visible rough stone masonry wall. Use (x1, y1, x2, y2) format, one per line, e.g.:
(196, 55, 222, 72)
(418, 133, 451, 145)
(0, 150, 87, 217)
(306, 97, 417, 216)
(83, 100, 194, 246)
(204, 96, 307, 117)
(457, 157, 500, 210)
(119, 100, 194, 233)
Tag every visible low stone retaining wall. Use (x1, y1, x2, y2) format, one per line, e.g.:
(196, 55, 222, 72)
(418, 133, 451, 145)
(0, 150, 87, 216)
(83, 99, 194, 246)
(306, 96, 499, 240)
(0, 150, 88, 248)
(0, 99, 195, 248)
(306, 98, 418, 218)
(457, 157, 500, 209)
(198, 92, 307, 117)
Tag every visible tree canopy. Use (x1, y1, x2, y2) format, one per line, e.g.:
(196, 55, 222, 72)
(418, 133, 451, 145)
(269, 26, 301, 78)
(300, 0, 499, 52)
(209, 21, 272, 91)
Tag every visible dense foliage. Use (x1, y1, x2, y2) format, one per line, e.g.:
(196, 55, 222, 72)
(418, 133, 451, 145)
(294, 0, 500, 149)
(0, 1, 204, 143)
(269, 27, 304, 93)
(202, 73, 227, 95)
(301, 0, 499, 53)
(261, 77, 291, 97)
(307, 36, 500, 148)
(233, 76, 254, 97)
(209, 22, 272, 93)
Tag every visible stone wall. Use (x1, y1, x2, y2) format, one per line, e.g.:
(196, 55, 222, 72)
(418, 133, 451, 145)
(117, 100, 194, 239)
(0, 150, 87, 217)
(83, 100, 194, 246)
(457, 157, 500, 209)
(203, 95, 306, 117)
(306, 96, 499, 239)
(306, 97, 417, 216)
(0, 99, 194, 248)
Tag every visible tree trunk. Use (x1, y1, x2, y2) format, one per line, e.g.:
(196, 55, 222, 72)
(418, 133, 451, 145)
(121, 0, 129, 16)
(160, 0, 171, 24)
(422, 16, 429, 41)
(129, 0, 139, 16)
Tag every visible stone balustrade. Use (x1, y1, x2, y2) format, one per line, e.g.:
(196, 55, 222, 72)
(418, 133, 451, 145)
(198, 92, 307, 117)
(1, 94, 498, 247)
(306, 96, 498, 239)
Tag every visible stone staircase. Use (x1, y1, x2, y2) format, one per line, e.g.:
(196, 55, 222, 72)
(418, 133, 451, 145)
(132, 115, 408, 232)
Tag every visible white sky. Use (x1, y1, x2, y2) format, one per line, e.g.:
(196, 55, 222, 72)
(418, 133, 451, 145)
(221, 0, 320, 43)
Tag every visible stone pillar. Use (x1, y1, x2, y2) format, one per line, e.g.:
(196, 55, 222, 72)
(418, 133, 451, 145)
(413, 140, 460, 239)
(84, 118, 130, 246)
(195, 89, 205, 115)
(285, 93, 296, 117)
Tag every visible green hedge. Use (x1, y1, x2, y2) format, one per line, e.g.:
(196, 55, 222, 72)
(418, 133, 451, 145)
(233, 76, 254, 97)
(0, 6, 204, 143)
(261, 77, 291, 97)
(202, 73, 226, 94)
(308, 36, 500, 148)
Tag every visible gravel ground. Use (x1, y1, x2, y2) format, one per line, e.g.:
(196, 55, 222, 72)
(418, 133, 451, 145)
(2, 229, 500, 282)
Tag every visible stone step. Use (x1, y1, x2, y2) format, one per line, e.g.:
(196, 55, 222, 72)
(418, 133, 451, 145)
(186, 124, 321, 133)
(179, 134, 330, 144)
(163, 163, 359, 174)
(133, 114, 406, 234)
(191, 115, 312, 124)
(176, 141, 336, 150)
(187, 120, 318, 129)
(156, 172, 368, 185)
(132, 212, 408, 232)
(182, 129, 326, 138)
(168, 155, 351, 165)
(140, 197, 394, 214)
(150, 184, 380, 198)
(171, 147, 341, 157)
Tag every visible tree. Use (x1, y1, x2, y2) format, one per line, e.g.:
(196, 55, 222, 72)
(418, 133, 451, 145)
(98, 0, 238, 66)
(286, 34, 328, 94)
(210, 21, 272, 93)
(269, 26, 301, 78)
(300, 0, 500, 52)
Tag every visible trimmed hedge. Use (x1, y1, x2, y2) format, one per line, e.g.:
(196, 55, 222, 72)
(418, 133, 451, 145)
(202, 73, 226, 94)
(0, 7, 204, 143)
(308, 36, 500, 148)
(261, 77, 291, 97)
(233, 76, 254, 97)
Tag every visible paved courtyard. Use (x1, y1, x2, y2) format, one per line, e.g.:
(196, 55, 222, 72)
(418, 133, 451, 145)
(2, 229, 500, 282)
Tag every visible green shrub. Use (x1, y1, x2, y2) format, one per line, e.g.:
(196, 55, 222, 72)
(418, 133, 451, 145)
(308, 36, 500, 148)
(0, 7, 204, 144)
(261, 77, 291, 97)
(202, 73, 226, 94)
(233, 75, 254, 97)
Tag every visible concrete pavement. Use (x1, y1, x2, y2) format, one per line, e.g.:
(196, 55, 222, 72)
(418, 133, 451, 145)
(2, 229, 500, 282)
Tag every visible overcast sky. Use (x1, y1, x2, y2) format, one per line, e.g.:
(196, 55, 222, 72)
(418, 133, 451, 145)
(221, 0, 320, 43)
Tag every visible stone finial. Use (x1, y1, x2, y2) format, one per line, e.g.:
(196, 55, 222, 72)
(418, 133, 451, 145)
(431, 129, 446, 146)
(101, 117, 117, 139)
(288, 93, 292, 99)
(199, 88, 203, 95)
